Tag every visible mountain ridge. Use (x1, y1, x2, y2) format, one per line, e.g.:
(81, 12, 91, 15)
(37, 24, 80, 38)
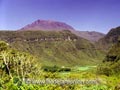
(20, 19, 105, 42)
(98, 26, 120, 51)
(75, 31, 105, 42)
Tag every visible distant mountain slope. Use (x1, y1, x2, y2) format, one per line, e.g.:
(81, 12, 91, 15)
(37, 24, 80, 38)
(75, 31, 105, 42)
(0, 30, 104, 66)
(20, 19, 75, 31)
(20, 19, 105, 42)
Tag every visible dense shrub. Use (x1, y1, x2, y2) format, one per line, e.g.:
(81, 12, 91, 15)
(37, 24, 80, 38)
(42, 65, 71, 72)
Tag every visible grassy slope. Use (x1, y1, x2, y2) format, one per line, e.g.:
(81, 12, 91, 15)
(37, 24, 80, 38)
(0, 30, 104, 66)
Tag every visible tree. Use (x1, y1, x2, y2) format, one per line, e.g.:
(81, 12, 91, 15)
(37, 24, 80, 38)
(0, 41, 41, 80)
(0, 41, 9, 51)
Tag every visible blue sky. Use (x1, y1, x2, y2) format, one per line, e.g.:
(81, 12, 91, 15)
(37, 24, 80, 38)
(0, 0, 120, 33)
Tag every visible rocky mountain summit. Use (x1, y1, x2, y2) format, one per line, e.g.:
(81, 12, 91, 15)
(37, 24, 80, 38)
(20, 19, 105, 42)
(20, 19, 75, 31)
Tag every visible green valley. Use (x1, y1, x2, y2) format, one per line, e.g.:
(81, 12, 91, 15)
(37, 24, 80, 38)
(0, 27, 120, 90)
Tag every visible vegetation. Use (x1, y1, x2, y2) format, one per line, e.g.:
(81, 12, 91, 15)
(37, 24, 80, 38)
(42, 65, 71, 72)
(0, 30, 104, 66)
(0, 28, 120, 89)
(0, 40, 118, 90)
(98, 40, 120, 76)
(0, 41, 41, 89)
(97, 39, 120, 90)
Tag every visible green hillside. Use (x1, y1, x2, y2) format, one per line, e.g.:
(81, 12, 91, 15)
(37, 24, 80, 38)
(0, 40, 117, 90)
(98, 40, 120, 76)
(0, 30, 104, 66)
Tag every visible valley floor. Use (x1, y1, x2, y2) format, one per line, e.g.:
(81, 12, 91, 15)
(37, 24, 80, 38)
(16, 66, 120, 90)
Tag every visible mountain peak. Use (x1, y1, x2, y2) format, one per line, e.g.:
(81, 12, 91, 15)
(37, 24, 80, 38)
(20, 19, 75, 31)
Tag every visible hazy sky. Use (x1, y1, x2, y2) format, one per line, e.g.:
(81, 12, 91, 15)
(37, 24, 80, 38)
(0, 0, 120, 33)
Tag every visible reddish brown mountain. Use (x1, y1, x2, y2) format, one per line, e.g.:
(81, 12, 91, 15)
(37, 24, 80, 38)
(20, 19, 75, 31)
(20, 19, 105, 42)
